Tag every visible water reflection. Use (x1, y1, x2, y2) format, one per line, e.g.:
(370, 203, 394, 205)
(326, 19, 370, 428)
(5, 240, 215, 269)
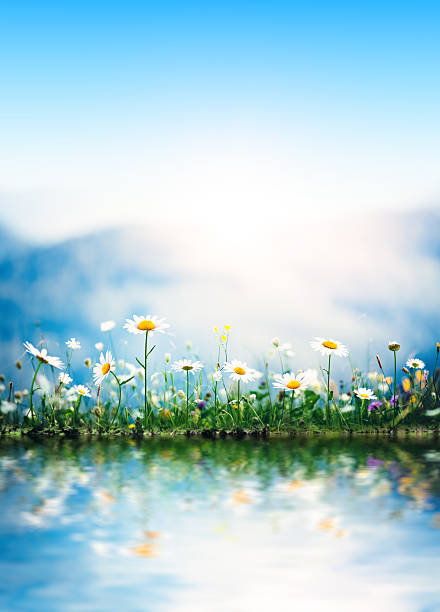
(0, 436, 440, 611)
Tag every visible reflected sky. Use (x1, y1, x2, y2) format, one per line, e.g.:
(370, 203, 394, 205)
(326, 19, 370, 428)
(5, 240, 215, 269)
(0, 437, 440, 611)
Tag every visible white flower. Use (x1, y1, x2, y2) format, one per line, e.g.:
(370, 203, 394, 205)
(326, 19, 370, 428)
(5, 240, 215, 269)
(172, 359, 204, 374)
(124, 314, 170, 335)
(272, 371, 311, 393)
(310, 337, 349, 358)
(164, 353, 171, 363)
(271, 337, 280, 347)
(340, 393, 351, 403)
(279, 343, 294, 358)
(211, 370, 222, 382)
(73, 384, 91, 398)
(95, 342, 104, 351)
(66, 338, 81, 350)
(367, 371, 379, 382)
(223, 360, 256, 384)
(58, 372, 72, 385)
(406, 357, 425, 369)
(354, 388, 377, 401)
(93, 351, 115, 386)
(100, 321, 116, 332)
(23, 342, 64, 370)
(249, 368, 263, 379)
(1, 401, 16, 414)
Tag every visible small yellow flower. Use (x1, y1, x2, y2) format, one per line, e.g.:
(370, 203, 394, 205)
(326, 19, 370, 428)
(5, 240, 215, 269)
(224, 325, 230, 331)
(129, 424, 135, 429)
(213, 326, 218, 332)
(221, 335, 227, 342)
(402, 378, 411, 392)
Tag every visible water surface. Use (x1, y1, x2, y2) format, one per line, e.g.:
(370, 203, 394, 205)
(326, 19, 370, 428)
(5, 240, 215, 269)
(1, 436, 439, 611)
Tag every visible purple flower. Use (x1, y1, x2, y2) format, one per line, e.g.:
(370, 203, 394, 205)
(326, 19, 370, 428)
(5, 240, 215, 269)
(196, 400, 206, 410)
(367, 457, 384, 468)
(391, 395, 399, 406)
(368, 400, 382, 412)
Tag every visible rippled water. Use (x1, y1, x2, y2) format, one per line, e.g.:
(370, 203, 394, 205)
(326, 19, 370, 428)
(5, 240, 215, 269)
(1, 436, 440, 611)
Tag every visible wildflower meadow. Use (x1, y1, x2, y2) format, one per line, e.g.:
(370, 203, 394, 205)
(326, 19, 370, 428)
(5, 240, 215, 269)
(1, 315, 439, 435)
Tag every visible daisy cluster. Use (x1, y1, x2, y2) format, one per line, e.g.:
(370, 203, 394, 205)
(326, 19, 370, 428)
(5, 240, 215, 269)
(0, 312, 434, 430)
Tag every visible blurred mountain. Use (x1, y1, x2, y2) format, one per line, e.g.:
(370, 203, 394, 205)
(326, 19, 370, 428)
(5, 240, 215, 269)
(0, 209, 439, 381)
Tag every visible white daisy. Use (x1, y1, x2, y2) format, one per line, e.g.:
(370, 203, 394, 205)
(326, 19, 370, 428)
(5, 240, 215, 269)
(249, 368, 263, 379)
(58, 372, 72, 385)
(272, 371, 311, 393)
(310, 337, 349, 358)
(354, 388, 377, 401)
(100, 320, 116, 332)
(73, 384, 91, 398)
(406, 357, 425, 369)
(211, 370, 222, 382)
(124, 314, 170, 336)
(66, 338, 81, 350)
(93, 351, 115, 386)
(23, 342, 64, 370)
(95, 342, 104, 351)
(223, 360, 256, 384)
(172, 359, 204, 374)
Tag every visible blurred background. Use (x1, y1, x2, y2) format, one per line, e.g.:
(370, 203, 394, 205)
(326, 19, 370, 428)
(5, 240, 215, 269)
(1, 0, 439, 378)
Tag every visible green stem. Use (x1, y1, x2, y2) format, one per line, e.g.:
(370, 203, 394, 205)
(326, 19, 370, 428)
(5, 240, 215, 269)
(29, 361, 41, 422)
(186, 370, 189, 428)
(237, 380, 241, 427)
(327, 354, 331, 425)
(110, 370, 122, 426)
(144, 331, 149, 427)
(393, 352, 397, 427)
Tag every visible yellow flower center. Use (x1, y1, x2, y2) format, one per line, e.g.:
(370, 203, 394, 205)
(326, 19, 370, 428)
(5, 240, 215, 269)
(360, 393, 369, 398)
(182, 365, 193, 371)
(234, 367, 246, 376)
(286, 380, 300, 390)
(322, 340, 338, 350)
(79, 389, 86, 395)
(137, 319, 156, 331)
(101, 363, 110, 375)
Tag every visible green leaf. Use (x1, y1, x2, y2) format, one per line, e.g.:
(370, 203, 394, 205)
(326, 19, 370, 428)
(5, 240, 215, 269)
(136, 358, 146, 369)
(120, 375, 135, 386)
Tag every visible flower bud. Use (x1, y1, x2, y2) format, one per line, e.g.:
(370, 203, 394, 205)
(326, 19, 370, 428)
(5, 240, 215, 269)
(84, 358, 92, 368)
(271, 337, 280, 348)
(402, 366, 409, 374)
(177, 390, 186, 399)
(15, 361, 22, 370)
(376, 354, 383, 370)
(388, 341, 400, 352)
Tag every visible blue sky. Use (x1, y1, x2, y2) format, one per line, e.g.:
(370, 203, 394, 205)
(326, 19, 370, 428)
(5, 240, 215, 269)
(0, 0, 439, 242)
